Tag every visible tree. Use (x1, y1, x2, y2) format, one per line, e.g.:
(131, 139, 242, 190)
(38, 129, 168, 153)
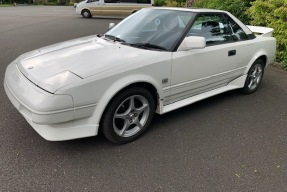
(248, 0, 287, 68)
(186, 0, 195, 7)
(192, 0, 253, 24)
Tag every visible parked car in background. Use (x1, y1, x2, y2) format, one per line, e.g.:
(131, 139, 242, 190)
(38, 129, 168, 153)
(4, 8, 276, 144)
(76, 0, 153, 18)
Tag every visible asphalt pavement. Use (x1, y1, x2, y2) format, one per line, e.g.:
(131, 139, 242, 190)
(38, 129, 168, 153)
(0, 6, 287, 192)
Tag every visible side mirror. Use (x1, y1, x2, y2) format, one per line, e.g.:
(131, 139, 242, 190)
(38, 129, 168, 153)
(109, 23, 115, 29)
(177, 36, 206, 51)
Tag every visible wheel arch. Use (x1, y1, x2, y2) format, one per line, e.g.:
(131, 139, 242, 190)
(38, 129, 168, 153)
(92, 75, 163, 132)
(257, 55, 267, 67)
(120, 82, 159, 107)
(244, 50, 268, 74)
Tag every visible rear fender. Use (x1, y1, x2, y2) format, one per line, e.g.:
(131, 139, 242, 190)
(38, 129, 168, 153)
(244, 49, 268, 74)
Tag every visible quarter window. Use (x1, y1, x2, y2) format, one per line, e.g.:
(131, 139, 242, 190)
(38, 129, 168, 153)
(227, 17, 248, 41)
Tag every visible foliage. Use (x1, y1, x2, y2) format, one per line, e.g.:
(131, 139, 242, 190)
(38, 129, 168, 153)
(156, 0, 187, 7)
(154, 0, 166, 6)
(248, 0, 287, 68)
(33, 1, 58, 5)
(157, 0, 184, 6)
(45, 1, 57, 5)
(165, 0, 177, 6)
(174, 0, 185, 7)
(0, 3, 13, 6)
(192, 0, 252, 24)
(32, 0, 71, 5)
(191, 0, 287, 69)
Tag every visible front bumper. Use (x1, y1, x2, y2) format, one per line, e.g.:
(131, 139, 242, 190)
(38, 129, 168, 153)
(76, 8, 81, 15)
(4, 60, 98, 141)
(5, 60, 75, 124)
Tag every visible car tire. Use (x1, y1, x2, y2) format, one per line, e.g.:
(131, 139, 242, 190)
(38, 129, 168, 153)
(241, 59, 265, 94)
(101, 86, 155, 144)
(81, 9, 92, 18)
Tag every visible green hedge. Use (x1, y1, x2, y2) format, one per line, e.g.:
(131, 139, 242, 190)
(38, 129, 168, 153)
(32, 1, 71, 5)
(0, 4, 13, 6)
(192, 0, 287, 69)
(192, 0, 252, 24)
(248, 0, 287, 68)
(154, 0, 166, 6)
(154, 0, 185, 6)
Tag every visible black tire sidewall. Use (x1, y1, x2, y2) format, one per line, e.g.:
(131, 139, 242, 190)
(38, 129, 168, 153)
(82, 10, 91, 18)
(102, 87, 155, 144)
(242, 59, 265, 94)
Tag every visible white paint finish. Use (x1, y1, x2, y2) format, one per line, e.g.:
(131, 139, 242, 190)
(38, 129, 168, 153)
(16, 34, 98, 86)
(38, 34, 98, 54)
(4, 8, 276, 141)
(18, 37, 106, 85)
(58, 61, 172, 125)
(246, 25, 274, 37)
(171, 42, 243, 103)
(24, 117, 98, 141)
(5, 61, 74, 114)
(17, 37, 171, 94)
(162, 75, 246, 114)
(166, 67, 246, 104)
(4, 79, 75, 124)
(243, 37, 276, 74)
(177, 36, 206, 51)
(38, 71, 82, 93)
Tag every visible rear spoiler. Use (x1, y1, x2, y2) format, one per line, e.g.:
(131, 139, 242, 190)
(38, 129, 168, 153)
(246, 25, 274, 37)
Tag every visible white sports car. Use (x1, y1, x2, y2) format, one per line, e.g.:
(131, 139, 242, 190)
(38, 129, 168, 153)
(4, 8, 276, 144)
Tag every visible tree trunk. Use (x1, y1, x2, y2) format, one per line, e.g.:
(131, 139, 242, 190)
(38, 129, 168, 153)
(185, 0, 195, 7)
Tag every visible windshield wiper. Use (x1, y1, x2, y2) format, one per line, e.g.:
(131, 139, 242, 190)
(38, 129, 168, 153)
(127, 43, 167, 51)
(104, 34, 126, 43)
(103, 36, 167, 51)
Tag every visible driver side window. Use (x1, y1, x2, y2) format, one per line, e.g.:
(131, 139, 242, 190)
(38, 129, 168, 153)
(188, 14, 233, 46)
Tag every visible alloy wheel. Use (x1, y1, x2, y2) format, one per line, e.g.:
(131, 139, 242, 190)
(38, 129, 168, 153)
(113, 95, 150, 137)
(248, 63, 263, 91)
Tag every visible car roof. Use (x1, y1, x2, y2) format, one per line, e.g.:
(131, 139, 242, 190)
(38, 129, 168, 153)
(149, 7, 228, 14)
(145, 7, 253, 36)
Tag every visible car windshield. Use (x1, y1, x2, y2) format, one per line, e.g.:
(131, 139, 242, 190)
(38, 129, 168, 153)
(105, 9, 195, 51)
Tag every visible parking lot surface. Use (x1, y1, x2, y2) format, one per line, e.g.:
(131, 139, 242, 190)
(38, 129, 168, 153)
(0, 6, 287, 192)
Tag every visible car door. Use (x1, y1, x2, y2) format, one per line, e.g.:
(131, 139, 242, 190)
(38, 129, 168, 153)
(101, 0, 126, 17)
(168, 13, 249, 104)
(89, 0, 102, 16)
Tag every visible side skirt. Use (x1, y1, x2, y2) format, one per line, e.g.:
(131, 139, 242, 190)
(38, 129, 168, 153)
(158, 75, 247, 114)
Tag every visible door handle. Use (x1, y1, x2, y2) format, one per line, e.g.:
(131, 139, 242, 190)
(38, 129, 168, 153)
(228, 50, 236, 56)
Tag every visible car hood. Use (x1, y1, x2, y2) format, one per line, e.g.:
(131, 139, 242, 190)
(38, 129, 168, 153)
(17, 36, 149, 93)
